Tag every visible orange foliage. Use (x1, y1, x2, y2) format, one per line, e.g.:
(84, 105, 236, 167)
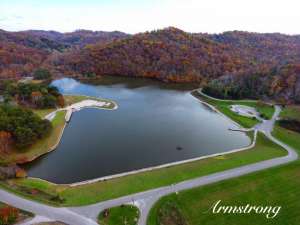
(0, 206, 19, 224)
(0, 131, 12, 153)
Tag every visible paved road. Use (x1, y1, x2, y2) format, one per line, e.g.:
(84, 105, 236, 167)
(0, 105, 298, 225)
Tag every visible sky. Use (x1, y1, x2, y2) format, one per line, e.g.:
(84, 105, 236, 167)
(1, 0, 300, 34)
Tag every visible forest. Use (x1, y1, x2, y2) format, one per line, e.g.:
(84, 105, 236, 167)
(0, 27, 299, 103)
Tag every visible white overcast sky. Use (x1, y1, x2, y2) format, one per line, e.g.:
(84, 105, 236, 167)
(0, 0, 300, 34)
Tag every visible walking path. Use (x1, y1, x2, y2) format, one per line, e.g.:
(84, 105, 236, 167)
(44, 98, 118, 122)
(0, 93, 298, 225)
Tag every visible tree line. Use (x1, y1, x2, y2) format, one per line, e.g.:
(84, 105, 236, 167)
(0, 80, 64, 109)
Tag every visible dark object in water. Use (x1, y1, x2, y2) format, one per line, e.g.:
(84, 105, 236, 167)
(176, 146, 183, 151)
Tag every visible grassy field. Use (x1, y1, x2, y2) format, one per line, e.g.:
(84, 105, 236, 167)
(272, 106, 300, 148)
(147, 106, 300, 225)
(98, 205, 139, 225)
(147, 162, 300, 225)
(0, 131, 287, 206)
(0, 110, 66, 165)
(192, 91, 274, 128)
(279, 105, 300, 120)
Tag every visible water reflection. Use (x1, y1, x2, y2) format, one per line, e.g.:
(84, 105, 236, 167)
(25, 77, 251, 183)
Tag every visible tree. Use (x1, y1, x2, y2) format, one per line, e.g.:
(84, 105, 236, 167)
(38, 95, 57, 108)
(0, 206, 19, 225)
(0, 131, 12, 153)
(33, 68, 52, 80)
(15, 127, 36, 148)
(0, 105, 52, 149)
(57, 95, 65, 107)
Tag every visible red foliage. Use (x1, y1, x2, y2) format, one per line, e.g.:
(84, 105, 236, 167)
(0, 27, 300, 102)
(0, 131, 12, 153)
(0, 206, 19, 224)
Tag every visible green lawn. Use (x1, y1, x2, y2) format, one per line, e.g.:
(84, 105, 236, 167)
(192, 91, 274, 128)
(148, 161, 300, 225)
(274, 105, 300, 148)
(1, 131, 287, 206)
(147, 106, 300, 225)
(98, 205, 140, 225)
(0, 110, 66, 165)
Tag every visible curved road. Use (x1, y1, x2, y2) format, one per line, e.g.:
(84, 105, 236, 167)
(0, 106, 298, 225)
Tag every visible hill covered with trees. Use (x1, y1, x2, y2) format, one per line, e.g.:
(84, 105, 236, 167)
(0, 29, 129, 79)
(0, 27, 299, 102)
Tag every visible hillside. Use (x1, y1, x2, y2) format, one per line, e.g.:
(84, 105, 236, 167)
(0, 27, 299, 102)
(0, 41, 48, 79)
(0, 29, 129, 79)
(57, 27, 244, 82)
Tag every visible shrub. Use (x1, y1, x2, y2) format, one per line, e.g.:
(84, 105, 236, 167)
(33, 68, 52, 80)
(278, 119, 300, 133)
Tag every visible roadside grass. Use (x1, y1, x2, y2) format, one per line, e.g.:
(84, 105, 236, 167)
(64, 95, 116, 109)
(98, 205, 140, 225)
(192, 91, 274, 128)
(273, 125, 300, 149)
(274, 105, 300, 148)
(0, 201, 34, 224)
(279, 105, 300, 120)
(0, 110, 66, 165)
(147, 161, 300, 225)
(147, 106, 300, 225)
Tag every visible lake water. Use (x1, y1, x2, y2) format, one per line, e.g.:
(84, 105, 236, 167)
(25, 77, 251, 184)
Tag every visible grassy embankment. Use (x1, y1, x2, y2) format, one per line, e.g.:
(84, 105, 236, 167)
(192, 91, 274, 128)
(147, 105, 300, 225)
(98, 205, 139, 225)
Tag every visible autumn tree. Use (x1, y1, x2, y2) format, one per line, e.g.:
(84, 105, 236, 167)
(0, 131, 12, 153)
(33, 68, 52, 80)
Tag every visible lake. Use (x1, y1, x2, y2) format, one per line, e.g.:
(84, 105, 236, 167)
(25, 76, 251, 184)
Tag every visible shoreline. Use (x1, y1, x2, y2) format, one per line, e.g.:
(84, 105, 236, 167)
(27, 89, 257, 186)
(67, 130, 257, 187)
(17, 119, 67, 165)
(13, 95, 118, 166)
